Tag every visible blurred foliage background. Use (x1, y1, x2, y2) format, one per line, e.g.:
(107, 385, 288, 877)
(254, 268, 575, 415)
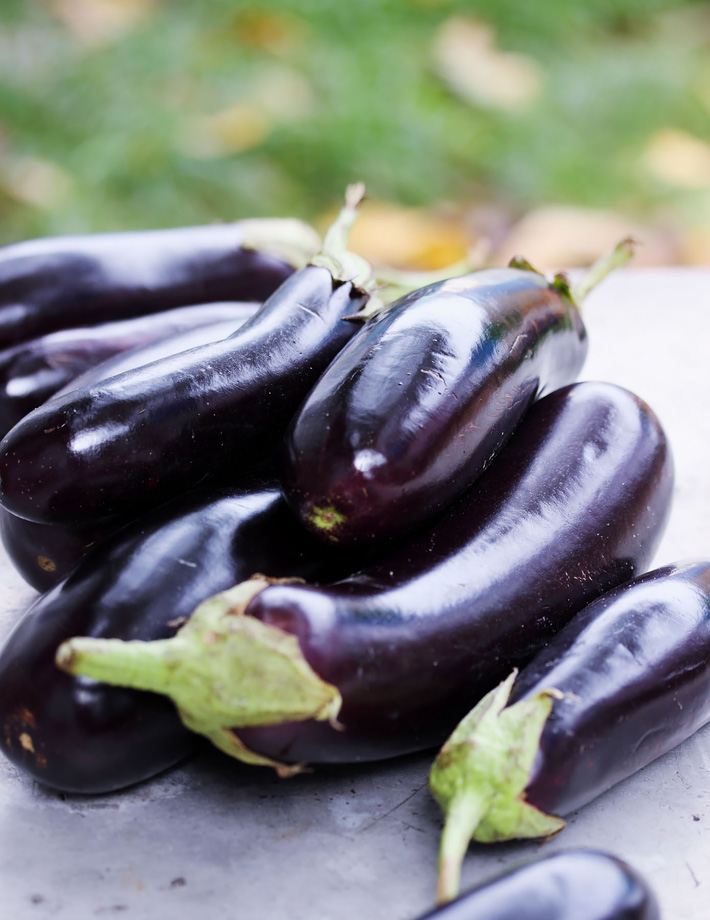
(1, 0, 710, 268)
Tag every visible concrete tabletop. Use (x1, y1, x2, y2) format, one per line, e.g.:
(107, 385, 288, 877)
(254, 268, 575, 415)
(1, 267, 710, 920)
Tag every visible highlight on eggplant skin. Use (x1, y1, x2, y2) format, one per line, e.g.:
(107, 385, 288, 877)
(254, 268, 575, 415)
(416, 849, 659, 920)
(56, 380, 674, 774)
(0, 219, 320, 348)
(0, 475, 357, 795)
(54, 315, 256, 400)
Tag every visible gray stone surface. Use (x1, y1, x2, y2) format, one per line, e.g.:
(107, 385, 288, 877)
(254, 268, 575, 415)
(1, 268, 709, 919)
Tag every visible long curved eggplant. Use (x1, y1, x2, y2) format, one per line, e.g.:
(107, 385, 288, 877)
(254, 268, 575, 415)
(55, 316, 254, 398)
(429, 560, 710, 901)
(57, 381, 674, 775)
(0, 219, 320, 347)
(0, 186, 374, 526)
(283, 242, 633, 546)
(0, 474, 356, 794)
(0, 301, 259, 437)
(418, 850, 659, 918)
(0, 314, 265, 592)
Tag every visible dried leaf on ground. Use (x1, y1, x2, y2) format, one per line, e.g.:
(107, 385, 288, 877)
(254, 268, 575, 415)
(433, 16, 542, 110)
(643, 129, 710, 189)
(48, 0, 157, 47)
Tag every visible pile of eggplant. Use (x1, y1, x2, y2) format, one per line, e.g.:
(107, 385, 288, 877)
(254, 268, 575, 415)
(0, 185, 705, 916)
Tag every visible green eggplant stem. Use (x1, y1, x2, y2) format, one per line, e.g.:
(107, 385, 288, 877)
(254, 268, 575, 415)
(436, 790, 489, 904)
(55, 575, 343, 776)
(238, 217, 322, 269)
(571, 236, 637, 306)
(429, 672, 566, 902)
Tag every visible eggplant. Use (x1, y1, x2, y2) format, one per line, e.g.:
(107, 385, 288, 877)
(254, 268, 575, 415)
(0, 473, 358, 794)
(0, 508, 114, 592)
(57, 381, 674, 776)
(0, 301, 259, 438)
(55, 316, 255, 398)
(0, 312, 266, 592)
(0, 186, 375, 526)
(417, 850, 659, 919)
(283, 242, 633, 546)
(0, 218, 320, 347)
(429, 560, 710, 902)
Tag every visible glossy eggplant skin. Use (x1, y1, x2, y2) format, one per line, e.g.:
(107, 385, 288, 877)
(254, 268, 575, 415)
(236, 381, 673, 764)
(284, 269, 587, 545)
(0, 476, 351, 794)
(0, 267, 365, 526)
(0, 314, 261, 592)
(0, 224, 296, 348)
(510, 560, 710, 818)
(0, 507, 113, 592)
(417, 850, 659, 920)
(55, 316, 253, 398)
(0, 301, 258, 438)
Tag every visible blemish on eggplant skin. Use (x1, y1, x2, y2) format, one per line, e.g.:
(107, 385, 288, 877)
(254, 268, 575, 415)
(170, 877, 187, 888)
(19, 731, 35, 753)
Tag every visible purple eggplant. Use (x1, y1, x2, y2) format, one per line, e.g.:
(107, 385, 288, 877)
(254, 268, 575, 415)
(0, 301, 259, 438)
(0, 219, 320, 347)
(283, 242, 633, 546)
(0, 472, 357, 794)
(0, 508, 113, 592)
(0, 313, 264, 592)
(417, 850, 659, 919)
(0, 186, 375, 526)
(55, 316, 254, 398)
(56, 381, 673, 776)
(429, 560, 710, 901)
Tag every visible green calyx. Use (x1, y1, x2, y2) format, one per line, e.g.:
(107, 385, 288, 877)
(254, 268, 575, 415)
(508, 236, 637, 309)
(55, 575, 342, 778)
(238, 218, 322, 270)
(429, 672, 565, 904)
(311, 182, 381, 308)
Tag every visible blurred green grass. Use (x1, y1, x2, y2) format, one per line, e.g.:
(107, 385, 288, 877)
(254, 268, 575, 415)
(0, 0, 709, 262)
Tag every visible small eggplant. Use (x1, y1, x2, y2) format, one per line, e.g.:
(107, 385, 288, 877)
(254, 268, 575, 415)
(0, 474, 354, 794)
(429, 560, 710, 902)
(0, 218, 320, 347)
(0, 185, 375, 526)
(416, 849, 659, 919)
(283, 242, 633, 546)
(0, 301, 259, 437)
(57, 381, 673, 775)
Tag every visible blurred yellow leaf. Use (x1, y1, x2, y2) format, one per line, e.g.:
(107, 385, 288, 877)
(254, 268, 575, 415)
(48, 0, 157, 47)
(681, 224, 710, 265)
(231, 10, 310, 56)
(433, 16, 542, 111)
(490, 206, 673, 269)
(643, 129, 710, 189)
(250, 65, 315, 123)
(343, 200, 472, 270)
(0, 156, 73, 210)
(180, 104, 273, 159)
